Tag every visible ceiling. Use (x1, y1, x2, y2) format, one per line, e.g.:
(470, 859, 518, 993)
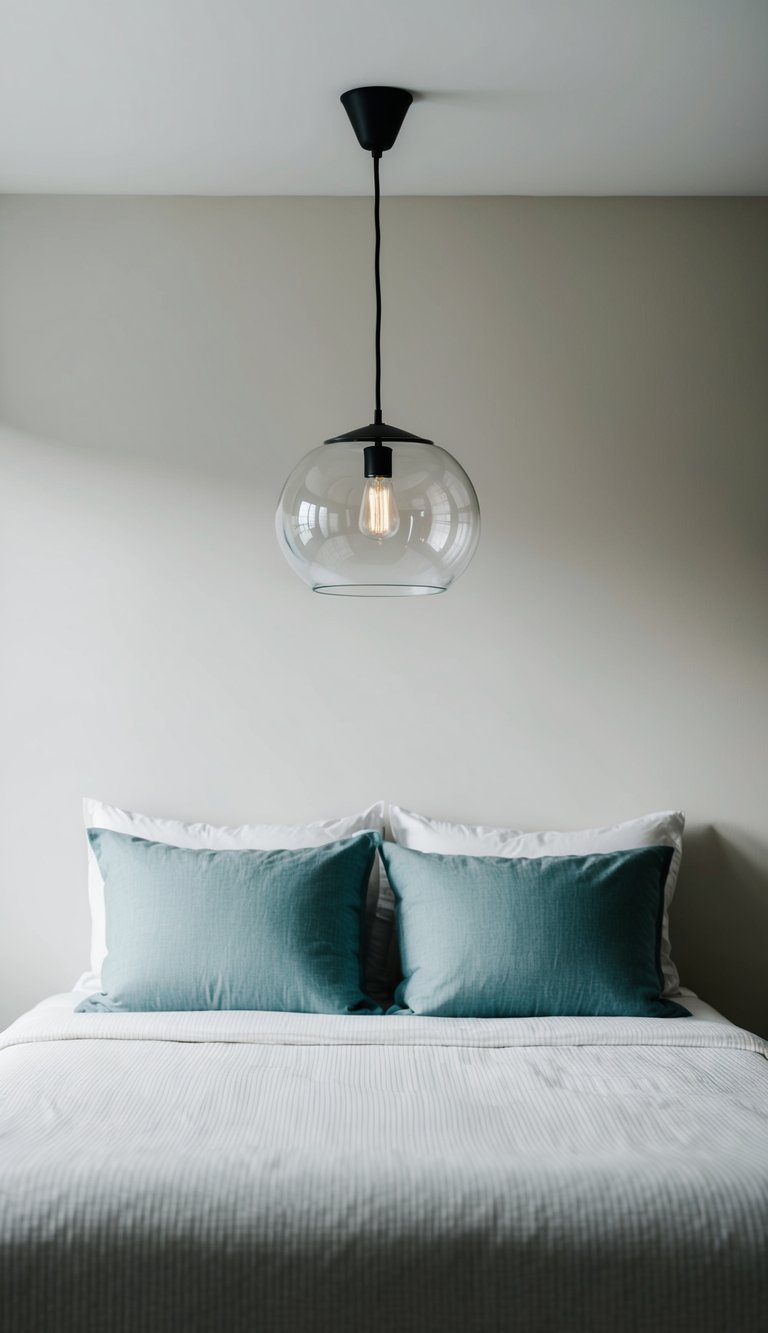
(1, 0, 766, 196)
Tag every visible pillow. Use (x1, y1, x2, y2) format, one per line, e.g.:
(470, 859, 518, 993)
(380, 842, 691, 1019)
(77, 830, 382, 1014)
(81, 798, 389, 1001)
(389, 806, 685, 995)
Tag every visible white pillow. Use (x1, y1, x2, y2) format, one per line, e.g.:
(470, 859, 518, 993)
(80, 797, 387, 996)
(389, 806, 685, 996)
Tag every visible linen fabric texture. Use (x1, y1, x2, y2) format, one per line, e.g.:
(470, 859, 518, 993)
(389, 805, 685, 995)
(81, 797, 389, 1002)
(77, 829, 382, 1015)
(380, 841, 690, 1019)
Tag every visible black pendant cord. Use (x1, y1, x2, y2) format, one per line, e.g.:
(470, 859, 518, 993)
(373, 150, 383, 425)
(324, 89, 433, 451)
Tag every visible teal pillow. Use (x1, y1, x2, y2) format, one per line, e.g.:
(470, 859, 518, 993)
(77, 829, 382, 1014)
(380, 842, 690, 1019)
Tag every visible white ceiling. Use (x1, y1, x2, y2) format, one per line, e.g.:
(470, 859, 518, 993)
(1, 0, 766, 196)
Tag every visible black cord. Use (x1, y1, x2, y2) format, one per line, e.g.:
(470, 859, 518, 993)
(373, 151, 382, 423)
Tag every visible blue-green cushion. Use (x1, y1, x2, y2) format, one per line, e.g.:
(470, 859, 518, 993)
(77, 829, 382, 1014)
(380, 842, 690, 1018)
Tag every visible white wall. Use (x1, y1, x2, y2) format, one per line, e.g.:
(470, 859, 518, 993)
(1, 196, 766, 1033)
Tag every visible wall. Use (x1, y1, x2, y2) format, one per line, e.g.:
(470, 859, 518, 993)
(1, 196, 766, 1033)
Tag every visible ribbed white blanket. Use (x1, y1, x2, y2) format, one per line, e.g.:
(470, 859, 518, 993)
(1, 993, 766, 1333)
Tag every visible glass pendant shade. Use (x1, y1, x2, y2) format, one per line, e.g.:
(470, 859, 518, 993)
(276, 439, 480, 596)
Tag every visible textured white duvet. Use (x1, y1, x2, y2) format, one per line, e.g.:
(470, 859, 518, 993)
(1, 993, 767, 1333)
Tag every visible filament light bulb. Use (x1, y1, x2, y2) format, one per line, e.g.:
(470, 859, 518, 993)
(359, 476, 400, 540)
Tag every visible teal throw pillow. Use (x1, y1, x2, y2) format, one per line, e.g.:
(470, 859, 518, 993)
(380, 842, 690, 1019)
(77, 829, 381, 1014)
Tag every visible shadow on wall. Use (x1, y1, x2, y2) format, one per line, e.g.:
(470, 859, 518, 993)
(672, 825, 768, 1038)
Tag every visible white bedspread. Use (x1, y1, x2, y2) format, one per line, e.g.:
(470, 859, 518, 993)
(1, 993, 766, 1333)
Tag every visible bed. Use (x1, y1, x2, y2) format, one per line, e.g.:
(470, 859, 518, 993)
(1, 989, 767, 1333)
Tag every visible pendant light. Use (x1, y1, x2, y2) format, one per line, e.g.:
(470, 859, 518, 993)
(276, 86, 481, 596)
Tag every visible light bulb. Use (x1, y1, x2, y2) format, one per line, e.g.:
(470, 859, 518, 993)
(359, 476, 400, 540)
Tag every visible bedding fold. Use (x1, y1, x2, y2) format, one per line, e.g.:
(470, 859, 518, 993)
(2, 991, 765, 1056)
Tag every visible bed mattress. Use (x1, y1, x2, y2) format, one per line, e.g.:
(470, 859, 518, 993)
(1, 993, 766, 1332)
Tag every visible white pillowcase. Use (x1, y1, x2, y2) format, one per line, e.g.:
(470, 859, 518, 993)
(80, 797, 386, 994)
(389, 806, 685, 996)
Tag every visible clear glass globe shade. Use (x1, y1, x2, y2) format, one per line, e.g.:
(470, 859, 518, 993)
(275, 440, 480, 596)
